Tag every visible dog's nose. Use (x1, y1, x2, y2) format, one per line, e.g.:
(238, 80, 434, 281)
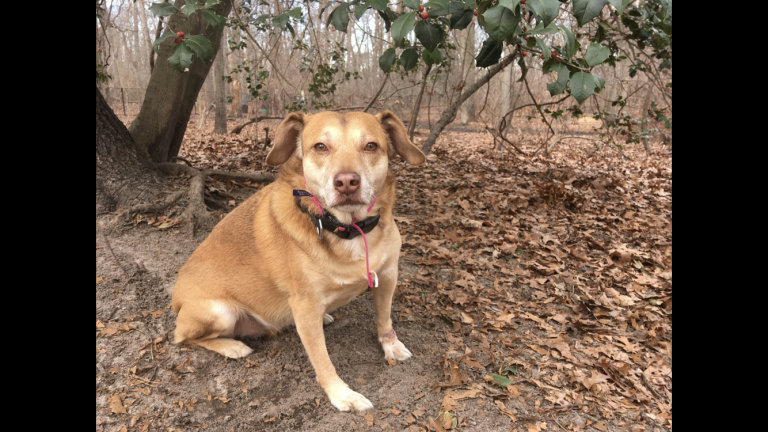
(334, 172, 361, 195)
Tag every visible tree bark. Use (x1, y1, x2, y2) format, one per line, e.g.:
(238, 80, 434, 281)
(96, 85, 165, 213)
(421, 50, 518, 155)
(459, 24, 477, 125)
(212, 42, 228, 134)
(128, 0, 232, 162)
(640, 82, 654, 155)
(408, 65, 432, 140)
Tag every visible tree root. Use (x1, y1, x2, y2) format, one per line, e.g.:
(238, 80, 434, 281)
(110, 162, 275, 234)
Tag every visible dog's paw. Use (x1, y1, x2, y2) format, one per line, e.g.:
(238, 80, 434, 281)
(327, 384, 374, 412)
(382, 339, 412, 361)
(323, 313, 334, 325)
(216, 340, 254, 359)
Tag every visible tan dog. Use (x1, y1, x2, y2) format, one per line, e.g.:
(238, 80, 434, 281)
(171, 110, 425, 412)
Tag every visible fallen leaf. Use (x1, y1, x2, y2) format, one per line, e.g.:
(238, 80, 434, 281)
(109, 394, 126, 414)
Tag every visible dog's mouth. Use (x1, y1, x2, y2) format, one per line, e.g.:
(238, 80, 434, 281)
(331, 195, 366, 208)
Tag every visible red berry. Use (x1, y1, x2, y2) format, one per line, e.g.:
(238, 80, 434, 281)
(522, 51, 527, 56)
(419, 6, 424, 12)
(474, 9, 478, 16)
(541, 55, 545, 59)
(521, 0, 526, 3)
(554, 58, 560, 63)
(552, 51, 557, 56)
(176, 31, 184, 37)
(173, 38, 180, 43)
(421, 12, 428, 19)
(524, 36, 529, 40)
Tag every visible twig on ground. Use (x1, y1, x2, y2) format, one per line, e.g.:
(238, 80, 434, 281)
(641, 373, 663, 400)
(170, 156, 194, 167)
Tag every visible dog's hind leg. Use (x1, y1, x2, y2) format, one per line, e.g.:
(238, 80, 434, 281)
(174, 300, 254, 359)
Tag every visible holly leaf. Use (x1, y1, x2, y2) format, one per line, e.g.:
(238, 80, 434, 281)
(185, 35, 215, 62)
(354, 1, 370, 19)
(202, 10, 226, 30)
(592, 72, 605, 92)
(607, 0, 631, 14)
(490, 374, 513, 387)
(327, 3, 351, 32)
(572, 0, 608, 27)
(450, 9, 474, 30)
(559, 24, 576, 58)
(168, 42, 194, 71)
(482, 5, 520, 45)
(371, 0, 388, 10)
(403, 0, 420, 9)
(149, 2, 179, 17)
(475, 39, 502, 68)
(273, 13, 289, 30)
(498, 0, 521, 13)
(415, 20, 444, 51)
(379, 48, 396, 72)
(401, 49, 419, 70)
(153, 31, 177, 53)
(546, 63, 570, 96)
(423, 47, 443, 66)
(529, 21, 559, 35)
(391, 12, 417, 44)
(288, 7, 302, 18)
(181, 1, 203, 17)
(535, 37, 551, 60)
(570, 71, 596, 104)
(585, 43, 610, 66)
(526, 0, 560, 27)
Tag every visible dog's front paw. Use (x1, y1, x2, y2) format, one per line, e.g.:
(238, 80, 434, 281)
(326, 384, 374, 412)
(217, 340, 254, 359)
(382, 339, 412, 361)
(323, 313, 334, 325)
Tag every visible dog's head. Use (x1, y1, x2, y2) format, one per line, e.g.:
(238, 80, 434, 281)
(266, 110, 425, 214)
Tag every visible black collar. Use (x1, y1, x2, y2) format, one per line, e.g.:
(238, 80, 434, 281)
(295, 197, 380, 240)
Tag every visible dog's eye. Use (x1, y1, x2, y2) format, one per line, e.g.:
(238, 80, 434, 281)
(314, 143, 328, 152)
(364, 142, 378, 152)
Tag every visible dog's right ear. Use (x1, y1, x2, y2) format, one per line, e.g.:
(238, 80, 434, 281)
(266, 112, 305, 166)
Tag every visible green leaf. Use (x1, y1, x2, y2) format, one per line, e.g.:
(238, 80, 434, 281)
(475, 39, 502, 68)
(202, 10, 226, 30)
(414, 20, 444, 51)
(570, 71, 596, 104)
(403, 0, 420, 9)
(424, 0, 449, 11)
(491, 374, 513, 387)
(327, 3, 351, 32)
(546, 63, 570, 96)
(482, 5, 520, 44)
(354, 1, 370, 19)
(181, 1, 203, 17)
(584, 43, 610, 66)
(559, 25, 576, 58)
(572, 0, 608, 27)
(400, 49, 419, 70)
(535, 37, 551, 60)
(379, 48, 396, 72)
(168, 42, 194, 71)
(450, 9, 474, 30)
(273, 13, 289, 30)
(149, 2, 179, 17)
(423, 47, 443, 65)
(526, 0, 560, 27)
(502, 366, 518, 375)
(153, 31, 177, 53)
(184, 35, 215, 62)
(607, 0, 631, 14)
(288, 7, 302, 18)
(516, 59, 527, 83)
(371, 0, 388, 10)
(592, 72, 605, 92)
(529, 21, 559, 35)
(498, 0, 521, 13)
(391, 12, 417, 44)
(440, 314, 453, 324)
(204, 0, 221, 7)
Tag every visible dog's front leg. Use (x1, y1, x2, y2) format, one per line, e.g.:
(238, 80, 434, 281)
(290, 295, 373, 412)
(373, 267, 413, 361)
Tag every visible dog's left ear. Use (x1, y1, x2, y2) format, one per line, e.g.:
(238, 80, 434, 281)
(376, 110, 426, 166)
(266, 112, 305, 166)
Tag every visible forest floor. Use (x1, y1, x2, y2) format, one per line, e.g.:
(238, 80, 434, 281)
(96, 116, 672, 432)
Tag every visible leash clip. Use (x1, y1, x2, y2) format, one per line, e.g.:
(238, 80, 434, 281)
(317, 219, 323, 239)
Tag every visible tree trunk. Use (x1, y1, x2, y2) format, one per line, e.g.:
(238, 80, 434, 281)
(408, 65, 432, 140)
(422, 50, 518, 155)
(213, 43, 228, 134)
(96, 85, 165, 213)
(640, 82, 654, 155)
(128, 0, 232, 163)
(459, 23, 477, 125)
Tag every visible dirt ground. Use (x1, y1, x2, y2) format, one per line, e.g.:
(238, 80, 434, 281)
(96, 118, 672, 432)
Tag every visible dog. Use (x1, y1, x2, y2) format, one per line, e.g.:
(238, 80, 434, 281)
(171, 110, 426, 412)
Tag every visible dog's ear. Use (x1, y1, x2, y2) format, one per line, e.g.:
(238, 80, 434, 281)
(266, 112, 305, 166)
(376, 110, 426, 166)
